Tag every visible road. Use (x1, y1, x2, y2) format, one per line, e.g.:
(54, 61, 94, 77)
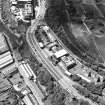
(27, 24, 62, 81)
(24, 77, 44, 105)
(17, 61, 44, 105)
(26, 19, 98, 105)
(26, 0, 98, 104)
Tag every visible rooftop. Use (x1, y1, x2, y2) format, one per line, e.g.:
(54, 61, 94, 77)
(70, 63, 103, 83)
(0, 73, 11, 94)
(9, 72, 23, 84)
(0, 51, 14, 69)
(0, 33, 9, 54)
(54, 49, 68, 59)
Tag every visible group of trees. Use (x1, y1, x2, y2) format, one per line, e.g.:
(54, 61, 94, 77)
(89, 64, 105, 77)
(37, 68, 92, 105)
(65, 95, 91, 105)
(70, 74, 105, 96)
(49, 85, 67, 105)
(45, 0, 105, 63)
(37, 70, 53, 86)
(0, 88, 23, 105)
(37, 69, 68, 105)
(28, 54, 42, 76)
(45, 0, 104, 27)
(1, 0, 12, 25)
(73, 85, 105, 105)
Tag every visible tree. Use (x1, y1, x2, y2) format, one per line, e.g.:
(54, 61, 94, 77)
(46, 81, 55, 94)
(37, 71, 52, 86)
(71, 74, 81, 82)
(50, 85, 67, 105)
(69, 98, 78, 105)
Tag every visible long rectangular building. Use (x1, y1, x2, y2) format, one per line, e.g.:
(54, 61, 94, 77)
(54, 49, 68, 59)
(0, 73, 11, 94)
(18, 61, 36, 80)
(23, 95, 34, 105)
(0, 33, 9, 54)
(0, 51, 14, 69)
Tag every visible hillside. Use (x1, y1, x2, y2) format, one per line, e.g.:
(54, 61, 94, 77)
(45, 0, 105, 64)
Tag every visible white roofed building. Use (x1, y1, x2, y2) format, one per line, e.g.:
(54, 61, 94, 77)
(10, 0, 17, 4)
(0, 33, 9, 54)
(0, 51, 14, 69)
(23, 95, 33, 105)
(0, 33, 15, 73)
(54, 49, 68, 59)
(18, 61, 36, 80)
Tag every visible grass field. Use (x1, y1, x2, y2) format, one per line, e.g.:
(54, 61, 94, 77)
(71, 23, 104, 63)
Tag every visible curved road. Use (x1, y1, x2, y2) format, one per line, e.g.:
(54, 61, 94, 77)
(26, 19, 98, 105)
(26, 20, 62, 81)
(26, 0, 98, 104)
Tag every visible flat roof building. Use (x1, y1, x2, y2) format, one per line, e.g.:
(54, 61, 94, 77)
(61, 55, 76, 70)
(47, 41, 58, 50)
(54, 49, 68, 59)
(0, 73, 12, 94)
(72, 64, 104, 83)
(18, 61, 36, 80)
(23, 94, 35, 105)
(0, 33, 9, 54)
(0, 51, 14, 69)
(2, 65, 17, 77)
